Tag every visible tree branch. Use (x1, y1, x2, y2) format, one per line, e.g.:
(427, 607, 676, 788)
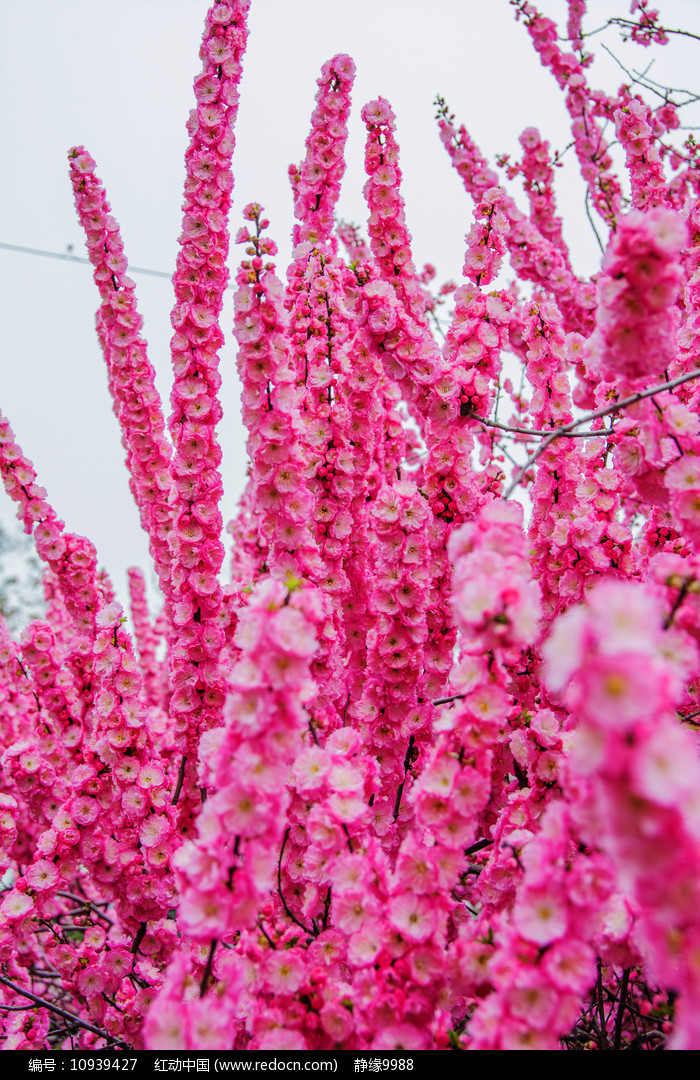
(0, 972, 130, 1049)
(614, 968, 631, 1051)
(504, 366, 700, 498)
(199, 939, 217, 998)
(277, 828, 314, 936)
(171, 753, 187, 806)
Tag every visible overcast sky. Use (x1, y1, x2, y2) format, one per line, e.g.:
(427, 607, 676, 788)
(1, 0, 699, 620)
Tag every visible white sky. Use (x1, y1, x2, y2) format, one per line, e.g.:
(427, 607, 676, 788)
(1, 0, 699, 617)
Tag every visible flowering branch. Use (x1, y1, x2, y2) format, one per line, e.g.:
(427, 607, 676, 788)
(0, 972, 130, 1049)
(504, 365, 700, 497)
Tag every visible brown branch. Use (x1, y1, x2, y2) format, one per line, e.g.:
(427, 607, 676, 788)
(393, 735, 416, 821)
(585, 188, 606, 254)
(607, 17, 700, 44)
(322, 887, 332, 932)
(596, 960, 609, 1050)
(466, 413, 606, 439)
(341, 824, 354, 853)
(171, 754, 187, 806)
(55, 892, 113, 925)
(504, 366, 700, 498)
(308, 716, 321, 747)
(199, 939, 217, 998)
(0, 972, 131, 1049)
(464, 838, 494, 857)
(56, 891, 110, 909)
(277, 828, 314, 936)
(257, 921, 277, 950)
(130, 921, 147, 955)
(664, 579, 690, 629)
(614, 968, 631, 1051)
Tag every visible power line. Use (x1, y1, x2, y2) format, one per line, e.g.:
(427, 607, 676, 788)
(1, 240, 241, 292)
(0, 240, 174, 281)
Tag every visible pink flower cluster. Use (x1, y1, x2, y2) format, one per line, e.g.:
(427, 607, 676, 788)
(68, 148, 174, 598)
(545, 579, 700, 1048)
(362, 98, 430, 324)
(437, 105, 595, 334)
(2, 0, 700, 1056)
(587, 207, 687, 383)
(175, 579, 323, 942)
(615, 93, 669, 210)
(627, 0, 669, 47)
(166, 0, 250, 819)
(291, 54, 356, 246)
(513, 0, 623, 227)
(516, 127, 572, 267)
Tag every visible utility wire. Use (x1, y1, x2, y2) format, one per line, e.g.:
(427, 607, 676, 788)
(1, 239, 240, 291)
(2, 239, 245, 292)
(0, 240, 174, 281)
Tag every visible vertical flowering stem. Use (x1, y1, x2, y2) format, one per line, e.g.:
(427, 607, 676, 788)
(68, 148, 174, 598)
(436, 101, 594, 334)
(291, 55, 356, 246)
(362, 98, 430, 324)
(166, 0, 250, 814)
(127, 567, 162, 708)
(544, 579, 700, 1050)
(517, 127, 574, 270)
(614, 92, 670, 211)
(512, 0, 624, 229)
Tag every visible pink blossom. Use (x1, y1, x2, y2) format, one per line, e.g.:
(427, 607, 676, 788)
(264, 950, 306, 995)
(387, 892, 436, 943)
(513, 886, 569, 945)
(25, 860, 59, 891)
(0, 890, 34, 920)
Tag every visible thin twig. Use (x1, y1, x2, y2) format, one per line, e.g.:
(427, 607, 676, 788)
(464, 839, 494, 857)
(636, 70, 700, 104)
(596, 960, 609, 1050)
(466, 413, 610, 440)
(602, 43, 671, 105)
(199, 939, 217, 998)
(585, 188, 606, 254)
(55, 894, 114, 926)
(130, 922, 147, 956)
(0, 972, 131, 1049)
(504, 366, 700, 498)
(614, 968, 631, 1051)
(664, 579, 690, 629)
(171, 754, 187, 806)
(607, 18, 700, 45)
(496, 440, 521, 469)
(341, 824, 354, 853)
(56, 891, 110, 909)
(257, 921, 277, 950)
(393, 735, 416, 821)
(277, 828, 314, 936)
(308, 717, 321, 747)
